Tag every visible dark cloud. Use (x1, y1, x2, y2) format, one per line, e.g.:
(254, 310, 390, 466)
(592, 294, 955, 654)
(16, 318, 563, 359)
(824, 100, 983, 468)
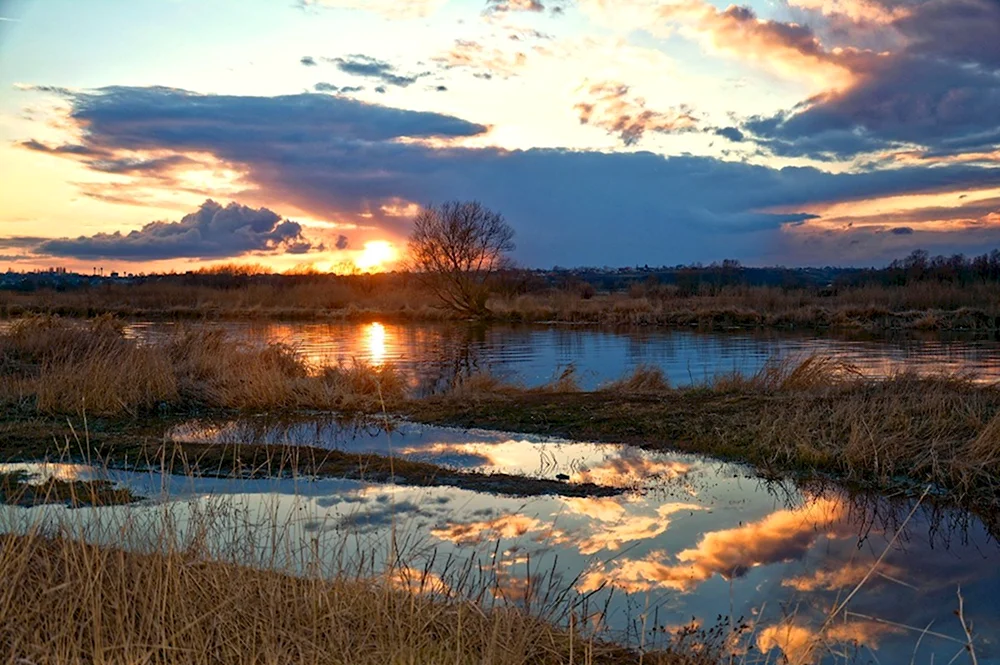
(485, 0, 544, 12)
(331, 54, 427, 87)
(741, 0, 1000, 159)
(890, 226, 914, 235)
(22, 85, 1000, 266)
(895, 0, 1000, 68)
(713, 126, 745, 142)
(335, 234, 349, 250)
(374, 85, 387, 94)
(19, 139, 107, 157)
(0, 237, 50, 250)
(300, 56, 318, 66)
(62, 85, 488, 146)
(314, 82, 365, 94)
(28, 200, 316, 261)
(89, 154, 198, 175)
(484, 0, 568, 14)
(747, 54, 1000, 159)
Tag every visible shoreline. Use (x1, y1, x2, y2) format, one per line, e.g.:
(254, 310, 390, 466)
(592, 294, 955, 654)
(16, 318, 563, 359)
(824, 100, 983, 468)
(4, 300, 1000, 333)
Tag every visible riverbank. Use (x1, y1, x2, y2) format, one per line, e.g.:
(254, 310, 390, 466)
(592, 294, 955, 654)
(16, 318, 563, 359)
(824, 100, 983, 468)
(5, 280, 1000, 331)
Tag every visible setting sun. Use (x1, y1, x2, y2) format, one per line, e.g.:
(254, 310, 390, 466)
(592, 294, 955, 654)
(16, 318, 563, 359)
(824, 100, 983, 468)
(354, 241, 398, 272)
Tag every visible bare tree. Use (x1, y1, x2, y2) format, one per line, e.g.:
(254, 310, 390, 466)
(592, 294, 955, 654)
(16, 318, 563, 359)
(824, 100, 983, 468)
(408, 201, 515, 316)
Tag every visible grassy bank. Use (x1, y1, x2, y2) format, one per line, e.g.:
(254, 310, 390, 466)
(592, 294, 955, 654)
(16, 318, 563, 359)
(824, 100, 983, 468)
(5, 280, 1000, 330)
(0, 519, 713, 664)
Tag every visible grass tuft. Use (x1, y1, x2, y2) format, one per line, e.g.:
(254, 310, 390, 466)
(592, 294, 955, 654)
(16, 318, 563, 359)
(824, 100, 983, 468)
(605, 365, 671, 394)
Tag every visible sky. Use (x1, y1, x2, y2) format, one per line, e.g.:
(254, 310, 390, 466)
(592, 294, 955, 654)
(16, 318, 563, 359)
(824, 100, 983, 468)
(0, 0, 998, 273)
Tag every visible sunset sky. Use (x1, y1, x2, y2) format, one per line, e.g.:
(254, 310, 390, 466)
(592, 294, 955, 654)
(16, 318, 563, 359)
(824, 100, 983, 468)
(0, 0, 998, 272)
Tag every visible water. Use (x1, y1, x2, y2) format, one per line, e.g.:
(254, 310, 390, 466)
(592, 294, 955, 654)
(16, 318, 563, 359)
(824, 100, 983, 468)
(7, 422, 1000, 663)
(168, 417, 695, 487)
(124, 320, 1000, 392)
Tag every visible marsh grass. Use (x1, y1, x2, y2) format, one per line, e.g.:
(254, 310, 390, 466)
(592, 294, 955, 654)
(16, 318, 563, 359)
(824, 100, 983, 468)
(0, 317, 406, 416)
(709, 355, 863, 393)
(7, 280, 1000, 330)
(443, 365, 582, 399)
(604, 365, 671, 394)
(0, 474, 717, 665)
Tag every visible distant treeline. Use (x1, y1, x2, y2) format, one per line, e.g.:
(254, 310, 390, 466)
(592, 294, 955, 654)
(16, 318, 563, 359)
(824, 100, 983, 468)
(838, 250, 1000, 288)
(4, 249, 1000, 296)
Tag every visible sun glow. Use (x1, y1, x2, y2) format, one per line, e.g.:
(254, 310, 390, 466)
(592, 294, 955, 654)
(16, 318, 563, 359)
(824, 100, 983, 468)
(354, 240, 399, 272)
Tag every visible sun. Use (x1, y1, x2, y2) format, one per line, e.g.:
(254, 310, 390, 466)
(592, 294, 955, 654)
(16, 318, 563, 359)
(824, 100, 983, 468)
(354, 240, 398, 272)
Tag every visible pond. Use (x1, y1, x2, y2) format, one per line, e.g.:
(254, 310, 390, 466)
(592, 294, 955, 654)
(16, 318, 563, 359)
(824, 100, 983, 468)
(6, 419, 999, 663)
(124, 320, 1000, 393)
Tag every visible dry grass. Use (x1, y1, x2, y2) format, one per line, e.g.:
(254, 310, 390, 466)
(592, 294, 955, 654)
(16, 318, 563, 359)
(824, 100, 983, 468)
(0, 470, 137, 507)
(709, 355, 862, 393)
(443, 366, 582, 400)
(0, 494, 714, 665)
(604, 365, 671, 394)
(487, 283, 1000, 330)
(6, 279, 1000, 330)
(0, 317, 405, 416)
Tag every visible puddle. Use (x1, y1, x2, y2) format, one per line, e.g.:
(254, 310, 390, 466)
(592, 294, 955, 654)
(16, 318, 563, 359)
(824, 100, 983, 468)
(2, 455, 998, 663)
(168, 417, 700, 490)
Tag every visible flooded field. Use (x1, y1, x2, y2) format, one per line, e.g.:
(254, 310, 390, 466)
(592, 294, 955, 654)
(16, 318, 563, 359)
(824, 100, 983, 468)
(3, 319, 998, 661)
(7, 417, 999, 663)
(125, 320, 1000, 392)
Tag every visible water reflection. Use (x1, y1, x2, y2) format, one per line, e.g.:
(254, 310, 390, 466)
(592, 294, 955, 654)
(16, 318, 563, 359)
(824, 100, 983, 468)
(168, 417, 699, 490)
(1, 461, 997, 663)
(367, 322, 386, 366)
(125, 321, 1000, 393)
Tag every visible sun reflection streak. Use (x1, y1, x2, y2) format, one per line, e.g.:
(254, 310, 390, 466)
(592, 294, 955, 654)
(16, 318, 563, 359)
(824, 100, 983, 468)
(367, 322, 387, 366)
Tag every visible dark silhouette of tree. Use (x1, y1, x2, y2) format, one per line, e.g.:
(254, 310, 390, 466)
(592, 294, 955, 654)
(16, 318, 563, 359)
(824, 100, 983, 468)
(407, 201, 515, 316)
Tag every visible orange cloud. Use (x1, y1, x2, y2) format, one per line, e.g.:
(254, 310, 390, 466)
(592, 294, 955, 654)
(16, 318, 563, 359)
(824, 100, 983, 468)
(785, 0, 908, 25)
(579, 497, 849, 593)
(388, 565, 450, 595)
(756, 618, 896, 665)
(430, 514, 567, 547)
(434, 40, 529, 78)
(574, 502, 702, 556)
(658, 0, 858, 90)
(570, 455, 691, 487)
(574, 81, 698, 145)
(782, 561, 907, 592)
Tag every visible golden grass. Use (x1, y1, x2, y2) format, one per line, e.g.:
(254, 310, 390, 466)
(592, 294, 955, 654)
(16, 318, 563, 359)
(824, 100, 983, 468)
(0, 489, 713, 665)
(604, 365, 671, 394)
(0, 317, 405, 416)
(709, 355, 862, 393)
(5, 279, 1000, 330)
